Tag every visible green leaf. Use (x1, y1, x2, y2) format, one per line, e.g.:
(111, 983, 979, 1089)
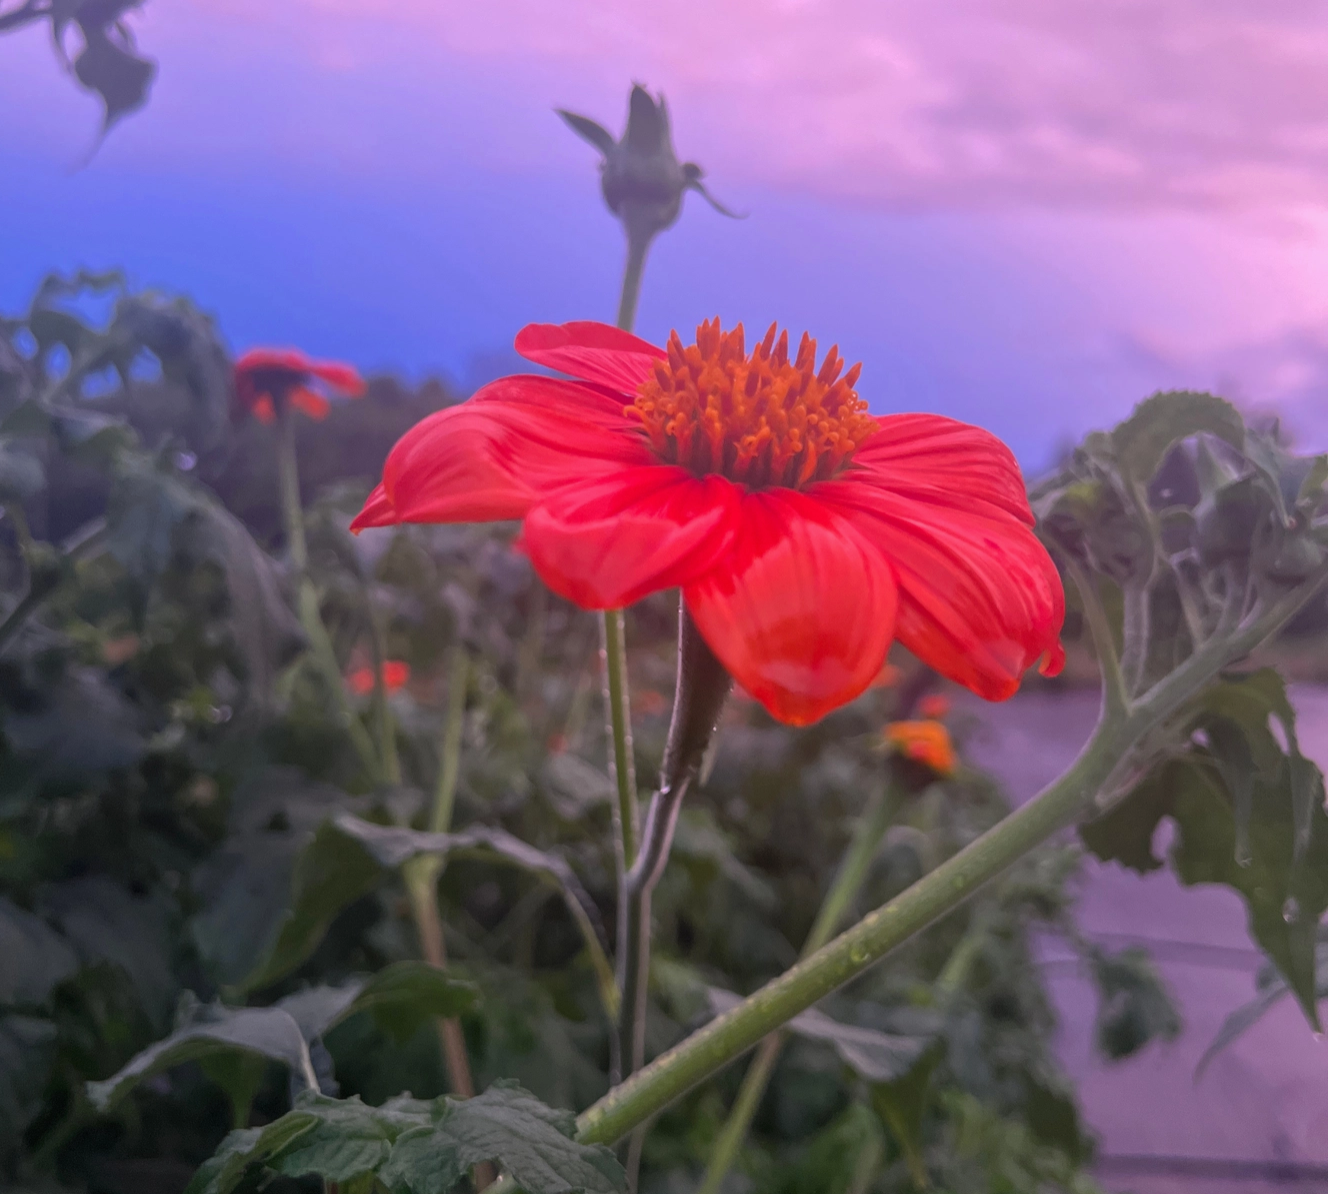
(190, 771, 380, 993)
(0, 1016, 58, 1151)
(707, 989, 935, 1083)
(184, 1115, 320, 1194)
(1296, 453, 1326, 506)
(1111, 390, 1245, 485)
(871, 1042, 944, 1190)
(275, 962, 477, 1045)
(1089, 946, 1181, 1060)
(1082, 754, 1327, 1027)
(198, 1050, 268, 1131)
(86, 999, 316, 1112)
(767, 1102, 886, 1194)
(0, 898, 77, 1007)
(380, 1080, 626, 1194)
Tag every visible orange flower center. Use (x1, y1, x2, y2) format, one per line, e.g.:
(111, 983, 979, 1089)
(629, 319, 878, 488)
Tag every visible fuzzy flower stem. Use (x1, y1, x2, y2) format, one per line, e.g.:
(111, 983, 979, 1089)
(275, 405, 379, 777)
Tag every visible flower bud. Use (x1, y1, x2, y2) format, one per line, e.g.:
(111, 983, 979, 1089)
(558, 84, 739, 246)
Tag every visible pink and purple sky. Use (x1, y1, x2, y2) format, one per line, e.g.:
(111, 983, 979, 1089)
(2, 0, 1325, 465)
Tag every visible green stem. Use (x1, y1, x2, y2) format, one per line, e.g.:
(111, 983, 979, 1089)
(699, 782, 897, 1194)
(615, 231, 652, 334)
(275, 406, 379, 777)
(367, 598, 401, 786)
(1067, 562, 1128, 720)
(602, 609, 639, 868)
(431, 645, 469, 834)
(0, 515, 107, 655)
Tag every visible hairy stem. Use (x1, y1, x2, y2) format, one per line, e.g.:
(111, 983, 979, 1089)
(276, 406, 379, 776)
(1067, 562, 1129, 719)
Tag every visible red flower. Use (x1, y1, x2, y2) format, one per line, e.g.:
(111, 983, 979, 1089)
(347, 660, 410, 696)
(353, 320, 1064, 726)
(884, 720, 958, 777)
(233, 348, 365, 425)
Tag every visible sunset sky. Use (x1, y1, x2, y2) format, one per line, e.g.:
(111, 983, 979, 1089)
(2, 0, 1324, 466)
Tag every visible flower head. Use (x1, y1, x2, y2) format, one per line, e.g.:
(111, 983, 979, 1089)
(557, 84, 738, 245)
(233, 348, 365, 425)
(353, 319, 1065, 727)
(883, 720, 958, 777)
(347, 660, 410, 696)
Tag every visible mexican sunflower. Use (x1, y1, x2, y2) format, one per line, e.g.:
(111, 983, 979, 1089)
(353, 320, 1065, 726)
(233, 348, 366, 425)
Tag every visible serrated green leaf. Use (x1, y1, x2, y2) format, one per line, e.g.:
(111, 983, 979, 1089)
(276, 962, 477, 1045)
(380, 1080, 626, 1194)
(1111, 391, 1245, 485)
(1083, 754, 1327, 1027)
(86, 1002, 316, 1111)
(184, 1115, 319, 1194)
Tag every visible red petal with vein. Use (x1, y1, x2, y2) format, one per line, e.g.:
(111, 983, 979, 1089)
(515, 321, 666, 394)
(307, 360, 365, 396)
(351, 483, 397, 531)
(816, 479, 1063, 701)
(290, 386, 331, 420)
(524, 467, 740, 609)
(684, 490, 898, 726)
(380, 376, 653, 525)
(852, 414, 1034, 525)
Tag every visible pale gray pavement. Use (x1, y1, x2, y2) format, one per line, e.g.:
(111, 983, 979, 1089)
(958, 684, 1328, 1194)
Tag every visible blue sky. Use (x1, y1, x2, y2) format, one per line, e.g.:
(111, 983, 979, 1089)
(1, 0, 1324, 468)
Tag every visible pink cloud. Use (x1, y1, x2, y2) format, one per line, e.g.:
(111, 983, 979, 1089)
(183, 0, 1325, 217)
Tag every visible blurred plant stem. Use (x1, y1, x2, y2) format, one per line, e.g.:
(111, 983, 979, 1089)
(366, 599, 401, 786)
(615, 230, 651, 334)
(402, 643, 489, 1182)
(699, 780, 899, 1193)
(0, 514, 107, 654)
(275, 405, 379, 777)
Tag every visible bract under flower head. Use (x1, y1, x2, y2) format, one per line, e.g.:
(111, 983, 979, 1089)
(352, 320, 1066, 726)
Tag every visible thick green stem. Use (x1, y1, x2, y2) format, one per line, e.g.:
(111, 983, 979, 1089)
(1067, 562, 1128, 719)
(699, 782, 897, 1194)
(276, 407, 379, 776)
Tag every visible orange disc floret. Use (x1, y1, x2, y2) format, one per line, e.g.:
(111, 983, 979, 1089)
(628, 318, 878, 489)
(884, 720, 958, 777)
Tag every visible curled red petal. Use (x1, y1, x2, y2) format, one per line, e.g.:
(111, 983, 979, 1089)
(524, 467, 740, 609)
(351, 482, 398, 532)
(380, 376, 652, 526)
(290, 386, 331, 420)
(684, 490, 898, 727)
(235, 347, 312, 376)
(515, 321, 666, 395)
(852, 414, 1034, 525)
(817, 478, 1064, 702)
(307, 360, 366, 397)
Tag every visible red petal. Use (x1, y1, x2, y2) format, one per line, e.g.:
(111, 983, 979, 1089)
(382, 661, 410, 691)
(524, 467, 740, 609)
(852, 414, 1034, 525)
(380, 376, 652, 525)
(684, 490, 898, 727)
(290, 386, 331, 420)
(816, 478, 1064, 702)
(515, 321, 666, 395)
(235, 347, 311, 376)
(252, 395, 276, 424)
(307, 360, 366, 397)
(351, 483, 397, 532)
